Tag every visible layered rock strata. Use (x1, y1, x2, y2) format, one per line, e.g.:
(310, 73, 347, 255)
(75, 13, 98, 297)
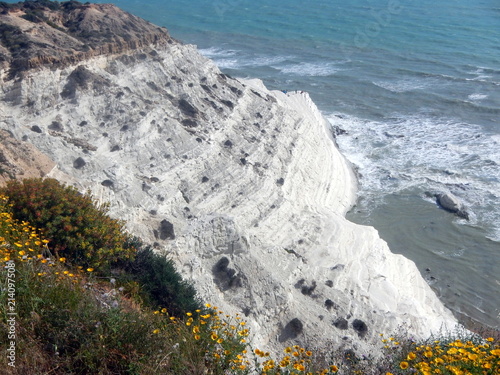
(0, 2, 171, 77)
(0, 3, 458, 355)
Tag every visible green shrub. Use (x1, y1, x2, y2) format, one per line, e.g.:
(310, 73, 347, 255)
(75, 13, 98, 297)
(0, 23, 30, 52)
(122, 243, 201, 316)
(0, 178, 135, 270)
(0, 254, 168, 374)
(21, 9, 46, 23)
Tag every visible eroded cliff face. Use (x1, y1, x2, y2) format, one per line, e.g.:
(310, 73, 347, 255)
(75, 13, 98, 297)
(0, 1, 171, 78)
(0, 2, 458, 356)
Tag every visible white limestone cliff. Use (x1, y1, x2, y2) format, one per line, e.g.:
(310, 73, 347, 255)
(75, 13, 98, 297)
(0, 39, 458, 355)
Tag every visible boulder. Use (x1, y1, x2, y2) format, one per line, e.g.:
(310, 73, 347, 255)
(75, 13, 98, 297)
(436, 193, 469, 220)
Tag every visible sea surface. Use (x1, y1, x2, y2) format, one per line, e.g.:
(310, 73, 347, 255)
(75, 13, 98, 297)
(38, 0, 500, 329)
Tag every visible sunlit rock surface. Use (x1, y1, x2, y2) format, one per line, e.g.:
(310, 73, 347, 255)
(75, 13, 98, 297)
(0, 2, 458, 356)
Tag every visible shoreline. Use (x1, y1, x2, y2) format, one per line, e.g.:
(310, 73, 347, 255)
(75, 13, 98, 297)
(246, 80, 460, 339)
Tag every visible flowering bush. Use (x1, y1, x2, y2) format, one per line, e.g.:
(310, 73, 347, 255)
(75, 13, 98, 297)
(0, 178, 135, 270)
(370, 333, 500, 375)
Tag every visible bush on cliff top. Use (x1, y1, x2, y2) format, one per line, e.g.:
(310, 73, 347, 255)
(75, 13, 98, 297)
(0, 178, 135, 270)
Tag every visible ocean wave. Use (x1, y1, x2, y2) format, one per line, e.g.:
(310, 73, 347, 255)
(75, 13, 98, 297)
(466, 66, 500, 75)
(276, 62, 341, 76)
(199, 48, 293, 70)
(372, 77, 434, 93)
(390, 67, 500, 86)
(467, 93, 488, 101)
(212, 58, 241, 69)
(198, 47, 238, 58)
(328, 112, 500, 238)
(440, 96, 500, 114)
(246, 55, 294, 67)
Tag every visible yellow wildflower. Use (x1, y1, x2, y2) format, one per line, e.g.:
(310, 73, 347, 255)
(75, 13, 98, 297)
(407, 352, 417, 360)
(468, 353, 478, 361)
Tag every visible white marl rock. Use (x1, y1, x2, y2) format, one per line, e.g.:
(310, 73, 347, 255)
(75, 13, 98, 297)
(0, 40, 458, 355)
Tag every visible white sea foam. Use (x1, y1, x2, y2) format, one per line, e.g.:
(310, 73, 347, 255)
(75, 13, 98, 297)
(372, 77, 435, 93)
(197, 47, 241, 69)
(328, 112, 500, 237)
(468, 75, 494, 82)
(437, 248, 465, 258)
(247, 55, 292, 66)
(212, 58, 241, 69)
(199, 49, 292, 70)
(276, 62, 340, 76)
(467, 93, 488, 101)
(198, 47, 238, 58)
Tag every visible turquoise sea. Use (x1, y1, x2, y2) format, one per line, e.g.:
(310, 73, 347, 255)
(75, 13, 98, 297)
(22, 0, 500, 329)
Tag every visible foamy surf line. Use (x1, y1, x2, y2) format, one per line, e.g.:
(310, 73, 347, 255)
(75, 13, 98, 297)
(276, 62, 342, 76)
(198, 48, 294, 70)
(327, 112, 500, 240)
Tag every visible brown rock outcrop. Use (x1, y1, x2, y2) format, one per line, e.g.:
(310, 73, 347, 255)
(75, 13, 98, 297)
(0, 1, 172, 78)
(0, 130, 55, 185)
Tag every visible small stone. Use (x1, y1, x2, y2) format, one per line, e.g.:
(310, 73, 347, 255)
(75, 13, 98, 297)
(73, 157, 86, 169)
(31, 125, 42, 133)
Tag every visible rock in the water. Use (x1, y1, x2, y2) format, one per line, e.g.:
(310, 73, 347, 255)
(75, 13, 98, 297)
(436, 193, 469, 219)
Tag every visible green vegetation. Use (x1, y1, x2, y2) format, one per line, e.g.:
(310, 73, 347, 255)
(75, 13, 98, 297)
(0, 23, 30, 53)
(121, 242, 201, 316)
(0, 0, 74, 12)
(0, 178, 498, 374)
(1, 178, 136, 271)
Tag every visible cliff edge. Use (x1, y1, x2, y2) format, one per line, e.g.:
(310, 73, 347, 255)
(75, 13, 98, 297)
(0, 1, 458, 356)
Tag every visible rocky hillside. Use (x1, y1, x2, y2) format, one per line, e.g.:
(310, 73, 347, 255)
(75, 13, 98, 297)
(0, 1, 458, 356)
(0, 129, 54, 185)
(0, 0, 171, 78)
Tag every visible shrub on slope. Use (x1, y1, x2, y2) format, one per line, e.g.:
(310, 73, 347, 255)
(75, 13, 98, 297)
(0, 178, 135, 270)
(122, 242, 202, 316)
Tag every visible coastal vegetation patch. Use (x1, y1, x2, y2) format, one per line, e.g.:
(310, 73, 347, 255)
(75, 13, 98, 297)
(0, 178, 498, 374)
